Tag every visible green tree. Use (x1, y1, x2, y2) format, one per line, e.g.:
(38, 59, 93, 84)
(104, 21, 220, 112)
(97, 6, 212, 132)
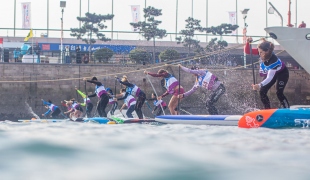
(176, 17, 203, 57)
(93, 48, 114, 63)
(205, 38, 228, 52)
(159, 49, 180, 62)
(130, 6, 167, 64)
(204, 38, 229, 65)
(204, 23, 239, 40)
(129, 48, 151, 64)
(70, 12, 114, 61)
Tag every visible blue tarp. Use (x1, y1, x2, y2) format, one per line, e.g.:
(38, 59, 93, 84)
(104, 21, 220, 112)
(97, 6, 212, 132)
(20, 44, 31, 55)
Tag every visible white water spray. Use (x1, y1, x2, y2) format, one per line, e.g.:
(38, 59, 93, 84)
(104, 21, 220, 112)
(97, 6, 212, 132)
(25, 101, 40, 119)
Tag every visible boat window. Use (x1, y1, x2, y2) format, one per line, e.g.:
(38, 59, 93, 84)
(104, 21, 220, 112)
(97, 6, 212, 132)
(306, 33, 310, 40)
(269, 32, 277, 39)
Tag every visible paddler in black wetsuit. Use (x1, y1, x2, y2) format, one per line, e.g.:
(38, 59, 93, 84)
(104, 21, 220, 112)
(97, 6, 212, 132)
(83, 77, 109, 117)
(244, 37, 290, 109)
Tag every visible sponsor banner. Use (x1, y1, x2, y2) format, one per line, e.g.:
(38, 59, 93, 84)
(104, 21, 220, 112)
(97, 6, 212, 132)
(228, 11, 236, 35)
(38, 43, 136, 54)
(22, 2, 31, 29)
(131, 5, 140, 32)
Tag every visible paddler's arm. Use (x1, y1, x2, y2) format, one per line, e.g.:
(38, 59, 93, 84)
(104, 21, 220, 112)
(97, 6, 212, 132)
(75, 88, 86, 98)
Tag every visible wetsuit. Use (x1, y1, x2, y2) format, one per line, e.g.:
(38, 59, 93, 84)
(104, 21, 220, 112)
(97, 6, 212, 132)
(42, 99, 61, 118)
(76, 89, 93, 117)
(87, 80, 109, 117)
(181, 66, 225, 115)
(245, 43, 290, 109)
(117, 79, 146, 119)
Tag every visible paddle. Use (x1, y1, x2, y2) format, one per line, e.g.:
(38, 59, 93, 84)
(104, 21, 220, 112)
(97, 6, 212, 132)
(249, 39, 259, 108)
(60, 112, 68, 119)
(177, 65, 181, 115)
(119, 107, 126, 118)
(145, 74, 165, 115)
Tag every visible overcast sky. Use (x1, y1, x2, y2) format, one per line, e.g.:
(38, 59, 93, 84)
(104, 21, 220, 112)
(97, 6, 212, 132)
(0, 0, 308, 43)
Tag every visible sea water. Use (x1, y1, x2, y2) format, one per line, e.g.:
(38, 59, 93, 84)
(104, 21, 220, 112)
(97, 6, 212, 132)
(0, 120, 310, 180)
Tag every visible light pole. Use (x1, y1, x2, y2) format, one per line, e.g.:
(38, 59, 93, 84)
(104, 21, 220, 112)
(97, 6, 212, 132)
(268, 2, 283, 26)
(60, 1, 66, 64)
(241, 9, 249, 68)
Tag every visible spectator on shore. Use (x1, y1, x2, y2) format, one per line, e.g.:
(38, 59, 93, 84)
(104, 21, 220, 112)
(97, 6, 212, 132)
(298, 21, 306, 28)
(76, 46, 81, 64)
(83, 54, 89, 64)
(13, 48, 20, 62)
(65, 46, 70, 63)
(34, 45, 41, 63)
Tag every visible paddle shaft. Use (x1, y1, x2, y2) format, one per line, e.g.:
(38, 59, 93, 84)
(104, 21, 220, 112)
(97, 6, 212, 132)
(249, 43, 256, 85)
(177, 65, 180, 115)
(145, 74, 165, 115)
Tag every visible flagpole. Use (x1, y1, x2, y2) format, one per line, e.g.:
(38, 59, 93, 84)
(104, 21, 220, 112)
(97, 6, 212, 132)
(1, 40, 3, 62)
(32, 29, 34, 63)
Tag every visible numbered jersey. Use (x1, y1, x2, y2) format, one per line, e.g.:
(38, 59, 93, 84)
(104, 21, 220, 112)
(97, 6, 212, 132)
(164, 74, 179, 94)
(123, 93, 136, 107)
(48, 104, 57, 112)
(197, 70, 217, 90)
(84, 97, 91, 104)
(71, 102, 80, 110)
(95, 85, 106, 97)
(126, 85, 140, 97)
(260, 58, 284, 75)
(154, 100, 167, 107)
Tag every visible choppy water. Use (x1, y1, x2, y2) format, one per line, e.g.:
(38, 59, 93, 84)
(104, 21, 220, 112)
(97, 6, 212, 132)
(0, 120, 310, 180)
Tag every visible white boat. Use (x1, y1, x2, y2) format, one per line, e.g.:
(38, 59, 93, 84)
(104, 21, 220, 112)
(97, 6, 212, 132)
(264, 26, 310, 74)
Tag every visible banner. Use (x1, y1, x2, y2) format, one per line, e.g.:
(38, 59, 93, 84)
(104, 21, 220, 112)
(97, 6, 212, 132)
(24, 29, 33, 41)
(228, 11, 237, 35)
(21, 2, 31, 29)
(0, 38, 3, 44)
(38, 43, 136, 54)
(131, 5, 140, 32)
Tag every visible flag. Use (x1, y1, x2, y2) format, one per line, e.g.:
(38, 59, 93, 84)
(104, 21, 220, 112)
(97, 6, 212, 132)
(228, 12, 237, 35)
(131, 5, 140, 32)
(21, 2, 31, 29)
(24, 29, 33, 41)
(0, 38, 3, 44)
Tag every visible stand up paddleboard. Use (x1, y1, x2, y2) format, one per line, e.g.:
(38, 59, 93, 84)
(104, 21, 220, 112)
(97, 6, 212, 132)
(18, 116, 163, 125)
(238, 105, 310, 128)
(18, 119, 69, 123)
(155, 115, 242, 126)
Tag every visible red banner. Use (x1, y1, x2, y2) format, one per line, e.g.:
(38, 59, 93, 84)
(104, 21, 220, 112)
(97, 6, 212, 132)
(0, 38, 3, 44)
(42, 44, 50, 50)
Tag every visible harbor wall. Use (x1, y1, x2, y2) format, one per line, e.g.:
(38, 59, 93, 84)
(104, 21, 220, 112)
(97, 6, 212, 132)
(0, 63, 309, 120)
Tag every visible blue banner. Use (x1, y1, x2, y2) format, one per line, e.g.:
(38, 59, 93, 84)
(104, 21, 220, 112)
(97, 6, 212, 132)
(38, 43, 136, 54)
